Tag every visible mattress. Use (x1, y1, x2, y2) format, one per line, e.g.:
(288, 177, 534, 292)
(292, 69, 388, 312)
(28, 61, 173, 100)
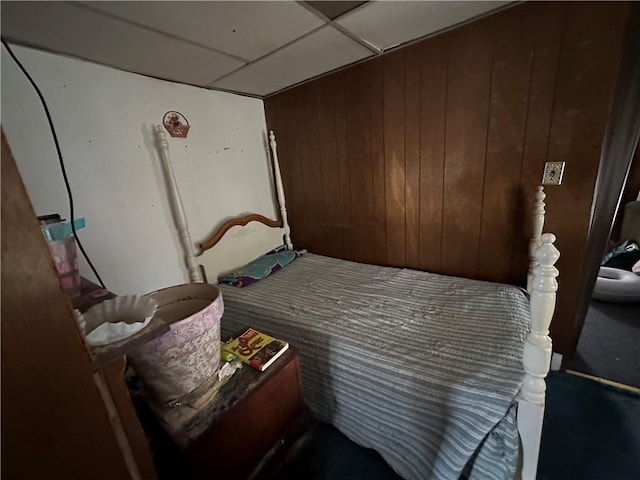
(219, 253, 529, 480)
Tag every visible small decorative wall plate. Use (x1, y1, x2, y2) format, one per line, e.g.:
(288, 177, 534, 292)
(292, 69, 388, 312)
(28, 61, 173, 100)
(163, 111, 190, 138)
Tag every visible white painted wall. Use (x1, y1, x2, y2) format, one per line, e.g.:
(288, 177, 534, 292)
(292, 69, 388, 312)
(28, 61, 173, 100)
(2, 44, 277, 295)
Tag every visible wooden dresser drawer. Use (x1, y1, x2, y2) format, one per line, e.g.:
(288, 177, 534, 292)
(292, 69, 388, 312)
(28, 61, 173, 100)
(186, 347, 306, 479)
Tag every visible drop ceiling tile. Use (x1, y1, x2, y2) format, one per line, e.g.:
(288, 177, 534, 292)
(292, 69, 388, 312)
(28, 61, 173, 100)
(1, 1, 244, 86)
(82, 1, 326, 61)
(337, 1, 508, 50)
(211, 25, 374, 97)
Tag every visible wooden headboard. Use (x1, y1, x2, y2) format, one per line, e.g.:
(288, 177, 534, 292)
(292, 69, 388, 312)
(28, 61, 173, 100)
(154, 127, 293, 283)
(197, 213, 287, 282)
(195, 131, 294, 282)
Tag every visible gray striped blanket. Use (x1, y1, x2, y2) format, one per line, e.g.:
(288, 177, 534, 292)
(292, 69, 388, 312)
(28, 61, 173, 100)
(219, 253, 528, 480)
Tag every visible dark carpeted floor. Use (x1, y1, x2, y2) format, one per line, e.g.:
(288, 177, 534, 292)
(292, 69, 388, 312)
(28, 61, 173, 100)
(276, 372, 640, 480)
(276, 420, 402, 480)
(563, 301, 640, 388)
(538, 372, 640, 480)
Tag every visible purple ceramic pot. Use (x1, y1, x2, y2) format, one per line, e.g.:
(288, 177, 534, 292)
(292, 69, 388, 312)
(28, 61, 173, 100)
(127, 283, 223, 404)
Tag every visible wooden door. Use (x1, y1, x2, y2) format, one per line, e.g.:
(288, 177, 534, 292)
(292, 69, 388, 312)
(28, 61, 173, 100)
(1, 131, 134, 479)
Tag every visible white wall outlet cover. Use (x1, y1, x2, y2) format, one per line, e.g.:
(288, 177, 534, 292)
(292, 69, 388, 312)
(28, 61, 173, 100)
(542, 161, 566, 185)
(550, 352, 563, 371)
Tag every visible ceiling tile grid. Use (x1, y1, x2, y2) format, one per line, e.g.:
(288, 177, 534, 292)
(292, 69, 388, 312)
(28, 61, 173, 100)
(337, 1, 508, 51)
(0, 1, 513, 97)
(1, 1, 245, 86)
(81, 1, 325, 62)
(211, 25, 374, 97)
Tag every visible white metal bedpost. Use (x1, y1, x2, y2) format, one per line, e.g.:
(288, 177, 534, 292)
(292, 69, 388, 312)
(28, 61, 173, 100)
(518, 233, 559, 480)
(155, 125, 203, 283)
(527, 186, 546, 293)
(269, 131, 293, 250)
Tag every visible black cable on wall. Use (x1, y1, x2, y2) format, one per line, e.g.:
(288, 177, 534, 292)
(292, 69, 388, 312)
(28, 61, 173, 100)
(2, 38, 107, 289)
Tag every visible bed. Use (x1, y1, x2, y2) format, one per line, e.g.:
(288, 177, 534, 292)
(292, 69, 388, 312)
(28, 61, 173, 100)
(154, 126, 560, 480)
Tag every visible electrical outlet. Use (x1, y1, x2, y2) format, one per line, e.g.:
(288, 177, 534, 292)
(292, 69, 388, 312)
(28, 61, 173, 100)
(542, 162, 565, 185)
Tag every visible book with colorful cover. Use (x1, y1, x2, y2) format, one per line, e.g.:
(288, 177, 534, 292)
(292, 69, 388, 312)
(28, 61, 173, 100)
(221, 328, 289, 372)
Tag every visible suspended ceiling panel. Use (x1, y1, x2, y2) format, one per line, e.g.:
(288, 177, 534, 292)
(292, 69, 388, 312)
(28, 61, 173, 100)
(337, 1, 507, 50)
(0, 1, 244, 86)
(211, 25, 374, 97)
(1, 1, 513, 97)
(81, 1, 325, 61)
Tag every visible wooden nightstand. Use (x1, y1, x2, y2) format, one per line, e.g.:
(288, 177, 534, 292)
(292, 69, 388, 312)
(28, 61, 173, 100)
(136, 346, 308, 480)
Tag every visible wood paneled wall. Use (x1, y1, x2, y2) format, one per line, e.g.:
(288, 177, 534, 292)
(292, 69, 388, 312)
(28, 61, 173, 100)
(264, 2, 630, 353)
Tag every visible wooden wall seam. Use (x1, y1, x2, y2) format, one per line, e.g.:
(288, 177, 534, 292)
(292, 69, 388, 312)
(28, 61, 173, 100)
(438, 40, 450, 274)
(475, 20, 497, 280)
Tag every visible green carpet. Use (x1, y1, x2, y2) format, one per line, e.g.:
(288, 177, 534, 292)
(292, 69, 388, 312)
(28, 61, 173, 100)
(277, 372, 640, 479)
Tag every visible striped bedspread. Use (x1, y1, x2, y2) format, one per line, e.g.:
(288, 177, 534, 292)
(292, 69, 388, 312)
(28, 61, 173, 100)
(219, 253, 529, 480)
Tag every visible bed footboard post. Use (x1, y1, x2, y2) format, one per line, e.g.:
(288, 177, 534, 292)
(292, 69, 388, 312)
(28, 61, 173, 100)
(155, 125, 204, 283)
(269, 131, 293, 250)
(527, 186, 546, 293)
(518, 233, 559, 480)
